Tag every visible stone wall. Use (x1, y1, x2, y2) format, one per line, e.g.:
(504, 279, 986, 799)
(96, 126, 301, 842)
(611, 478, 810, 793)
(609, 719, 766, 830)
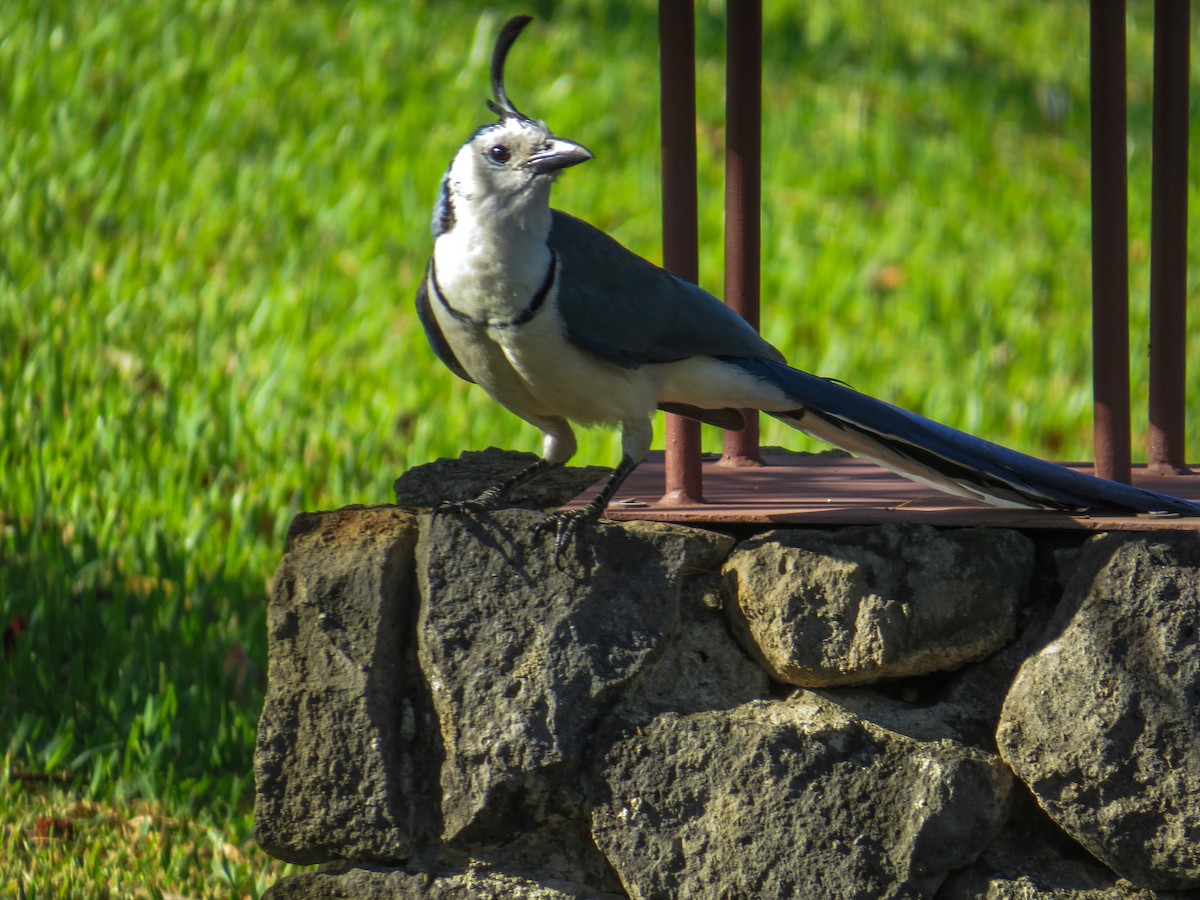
(256, 452, 1200, 899)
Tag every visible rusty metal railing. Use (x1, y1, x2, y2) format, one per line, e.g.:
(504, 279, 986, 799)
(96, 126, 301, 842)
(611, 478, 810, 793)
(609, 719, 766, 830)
(657, 0, 704, 505)
(1089, 0, 1133, 483)
(658, 0, 1191, 503)
(1147, 0, 1192, 475)
(719, 0, 764, 470)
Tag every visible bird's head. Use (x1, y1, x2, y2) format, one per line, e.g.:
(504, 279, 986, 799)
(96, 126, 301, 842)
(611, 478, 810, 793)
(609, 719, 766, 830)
(434, 16, 592, 237)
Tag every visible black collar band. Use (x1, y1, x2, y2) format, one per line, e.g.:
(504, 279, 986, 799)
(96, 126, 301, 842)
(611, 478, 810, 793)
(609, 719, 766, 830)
(430, 252, 557, 330)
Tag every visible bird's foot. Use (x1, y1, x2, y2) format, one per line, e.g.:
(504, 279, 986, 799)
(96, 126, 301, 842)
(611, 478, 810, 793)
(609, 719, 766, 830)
(435, 485, 505, 515)
(537, 501, 604, 568)
(535, 454, 637, 567)
(434, 458, 555, 515)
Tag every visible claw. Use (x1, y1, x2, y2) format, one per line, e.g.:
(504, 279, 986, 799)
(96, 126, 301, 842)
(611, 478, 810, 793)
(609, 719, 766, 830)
(435, 486, 503, 515)
(434, 458, 554, 515)
(537, 454, 640, 566)
(534, 501, 604, 567)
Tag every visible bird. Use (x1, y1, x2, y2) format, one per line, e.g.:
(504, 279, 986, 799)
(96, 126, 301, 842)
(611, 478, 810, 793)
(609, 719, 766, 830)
(416, 14, 1200, 551)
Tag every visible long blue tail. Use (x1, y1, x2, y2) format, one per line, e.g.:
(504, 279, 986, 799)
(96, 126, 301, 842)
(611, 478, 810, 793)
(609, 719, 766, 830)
(732, 357, 1200, 517)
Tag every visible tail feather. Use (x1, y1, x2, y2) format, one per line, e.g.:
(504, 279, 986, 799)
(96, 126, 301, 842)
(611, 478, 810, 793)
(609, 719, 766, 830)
(732, 357, 1200, 517)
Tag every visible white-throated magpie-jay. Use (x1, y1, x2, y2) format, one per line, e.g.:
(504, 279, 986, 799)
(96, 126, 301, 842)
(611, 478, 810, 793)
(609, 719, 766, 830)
(417, 15, 1200, 545)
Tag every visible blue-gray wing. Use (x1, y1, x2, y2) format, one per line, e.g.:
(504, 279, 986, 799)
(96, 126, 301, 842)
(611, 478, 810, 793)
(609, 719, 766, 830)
(548, 211, 785, 368)
(415, 260, 475, 384)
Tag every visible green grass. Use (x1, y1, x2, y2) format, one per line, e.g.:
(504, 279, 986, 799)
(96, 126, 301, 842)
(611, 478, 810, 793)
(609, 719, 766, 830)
(1, 771, 287, 898)
(2, 0, 1198, 894)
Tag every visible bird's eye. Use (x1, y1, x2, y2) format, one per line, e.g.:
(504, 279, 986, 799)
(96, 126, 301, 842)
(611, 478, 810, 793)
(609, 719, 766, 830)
(488, 145, 511, 163)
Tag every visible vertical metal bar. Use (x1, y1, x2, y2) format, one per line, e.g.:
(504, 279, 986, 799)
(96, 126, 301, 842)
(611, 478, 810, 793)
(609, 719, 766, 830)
(720, 0, 765, 468)
(658, 0, 704, 504)
(1089, 0, 1132, 484)
(1147, 0, 1191, 475)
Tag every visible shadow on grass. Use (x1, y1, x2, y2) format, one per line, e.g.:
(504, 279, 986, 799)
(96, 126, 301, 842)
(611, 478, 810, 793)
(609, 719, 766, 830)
(2, 513, 267, 816)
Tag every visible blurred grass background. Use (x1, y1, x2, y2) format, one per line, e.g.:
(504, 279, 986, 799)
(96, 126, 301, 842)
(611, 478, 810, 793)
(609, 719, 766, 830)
(2, 0, 1198, 894)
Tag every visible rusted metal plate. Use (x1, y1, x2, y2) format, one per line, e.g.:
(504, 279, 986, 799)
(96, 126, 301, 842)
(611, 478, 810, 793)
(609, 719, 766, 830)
(564, 451, 1200, 531)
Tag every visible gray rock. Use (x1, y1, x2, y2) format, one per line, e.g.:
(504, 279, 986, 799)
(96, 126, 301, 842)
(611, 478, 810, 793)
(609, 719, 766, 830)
(821, 592, 1064, 753)
(962, 885, 1188, 899)
(448, 818, 625, 895)
(416, 509, 714, 843)
(997, 533, 1200, 891)
(393, 448, 608, 510)
(255, 506, 425, 865)
(938, 785, 1189, 899)
(590, 692, 1013, 899)
(723, 524, 1035, 687)
(264, 863, 624, 899)
(941, 871, 1181, 899)
(608, 522, 768, 723)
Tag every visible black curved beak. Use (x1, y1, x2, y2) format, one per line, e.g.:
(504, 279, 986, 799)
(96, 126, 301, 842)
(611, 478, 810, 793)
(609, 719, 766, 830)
(525, 138, 594, 175)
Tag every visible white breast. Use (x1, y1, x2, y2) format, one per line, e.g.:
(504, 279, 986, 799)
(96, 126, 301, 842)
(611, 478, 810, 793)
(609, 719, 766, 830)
(429, 261, 656, 430)
(494, 295, 656, 427)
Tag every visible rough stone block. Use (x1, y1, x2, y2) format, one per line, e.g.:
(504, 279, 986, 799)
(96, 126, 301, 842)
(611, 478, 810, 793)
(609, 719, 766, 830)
(264, 863, 624, 899)
(997, 533, 1200, 890)
(415, 510, 714, 843)
(938, 786, 1191, 899)
(254, 506, 422, 865)
(590, 692, 1012, 899)
(723, 524, 1035, 687)
(393, 448, 607, 510)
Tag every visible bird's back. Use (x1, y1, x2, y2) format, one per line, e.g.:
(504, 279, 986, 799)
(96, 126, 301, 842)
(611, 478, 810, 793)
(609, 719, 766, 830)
(548, 211, 785, 369)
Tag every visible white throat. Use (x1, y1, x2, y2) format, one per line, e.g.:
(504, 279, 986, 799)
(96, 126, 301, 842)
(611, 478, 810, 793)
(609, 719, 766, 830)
(448, 145, 554, 239)
(433, 150, 555, 320)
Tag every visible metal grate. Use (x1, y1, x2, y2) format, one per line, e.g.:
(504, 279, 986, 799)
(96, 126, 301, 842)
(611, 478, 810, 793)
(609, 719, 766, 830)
(652, 0, 1193, 517)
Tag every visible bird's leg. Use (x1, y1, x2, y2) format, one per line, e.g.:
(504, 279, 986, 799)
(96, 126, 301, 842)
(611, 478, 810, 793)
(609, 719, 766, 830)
(542, 454, 638, 563)
(438, 457, 556, 513)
